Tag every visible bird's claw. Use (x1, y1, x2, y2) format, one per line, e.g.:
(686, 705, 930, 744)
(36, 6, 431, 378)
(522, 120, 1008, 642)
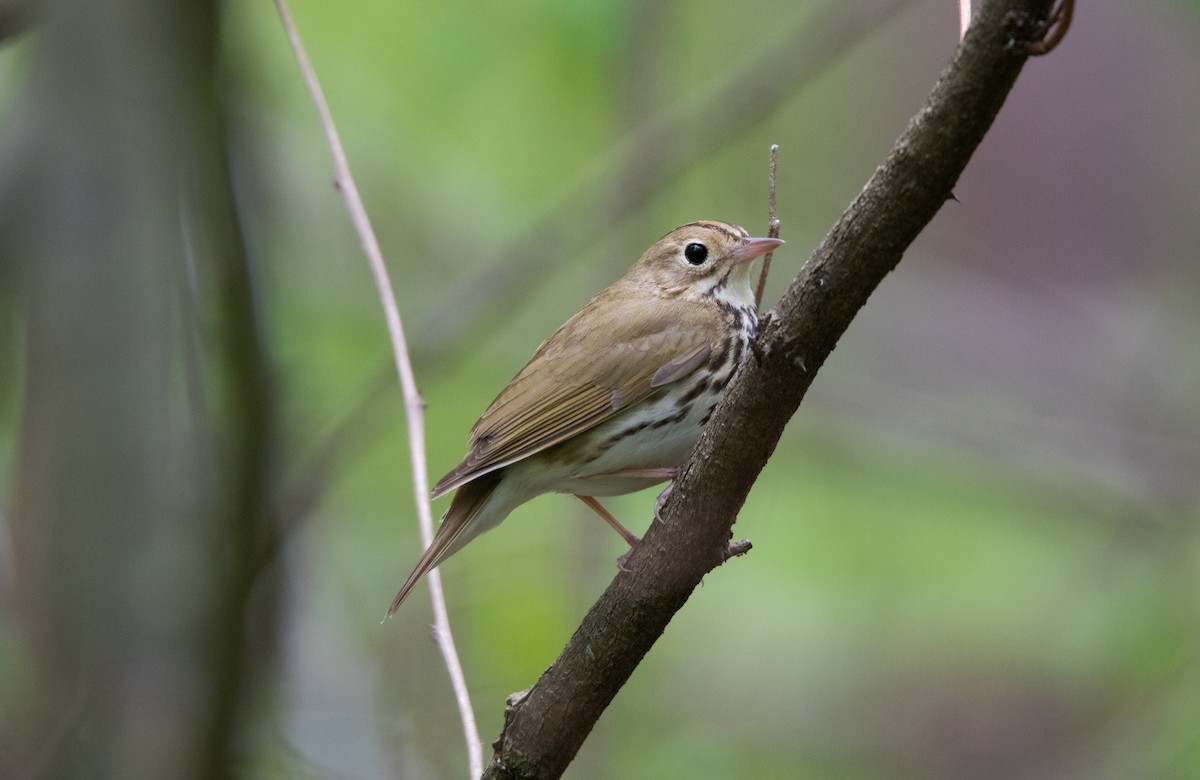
(616, 542, 640, 571)
(653, 481, 676, 521)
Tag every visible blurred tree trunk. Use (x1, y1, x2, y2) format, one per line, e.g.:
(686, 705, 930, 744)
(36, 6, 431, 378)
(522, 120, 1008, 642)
(1, 1, 276, 777)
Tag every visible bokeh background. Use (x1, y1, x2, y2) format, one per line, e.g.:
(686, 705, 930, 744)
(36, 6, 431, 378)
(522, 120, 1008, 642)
(2, 0, 1199, 777)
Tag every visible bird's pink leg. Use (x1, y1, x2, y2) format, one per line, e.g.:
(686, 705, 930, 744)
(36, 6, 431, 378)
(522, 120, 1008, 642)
(575, 495, 640, 548)
(577, 468, 683, 571)
(594, 467, 680, 481)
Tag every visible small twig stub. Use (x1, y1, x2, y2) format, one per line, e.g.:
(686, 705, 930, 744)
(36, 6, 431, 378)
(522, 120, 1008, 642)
(754, 144, 780, 311)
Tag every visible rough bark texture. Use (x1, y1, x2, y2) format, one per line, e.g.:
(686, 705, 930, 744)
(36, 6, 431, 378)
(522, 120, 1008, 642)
(483, 1, 1058, 777)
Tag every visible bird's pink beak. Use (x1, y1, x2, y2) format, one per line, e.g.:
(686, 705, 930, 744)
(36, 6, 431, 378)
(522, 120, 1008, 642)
(729, 236, 784, 265)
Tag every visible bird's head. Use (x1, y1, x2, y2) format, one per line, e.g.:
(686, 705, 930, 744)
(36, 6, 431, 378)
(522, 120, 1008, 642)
(628, 220, 783, 306)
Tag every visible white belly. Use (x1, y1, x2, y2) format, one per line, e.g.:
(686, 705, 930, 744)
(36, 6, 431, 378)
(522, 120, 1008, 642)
(515, 374, 728, 498)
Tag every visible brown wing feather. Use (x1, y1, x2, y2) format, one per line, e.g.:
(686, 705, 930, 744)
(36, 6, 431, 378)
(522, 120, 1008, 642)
(432, 289, 720, 498)
(387, 470, 502, 615)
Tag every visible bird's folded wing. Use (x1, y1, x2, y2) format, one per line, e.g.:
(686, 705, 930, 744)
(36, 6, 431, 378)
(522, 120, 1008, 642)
(431, 299, 718, 498)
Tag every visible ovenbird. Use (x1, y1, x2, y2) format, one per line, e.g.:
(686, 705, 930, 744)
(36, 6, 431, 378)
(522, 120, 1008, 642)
(388, 221, 782, 614)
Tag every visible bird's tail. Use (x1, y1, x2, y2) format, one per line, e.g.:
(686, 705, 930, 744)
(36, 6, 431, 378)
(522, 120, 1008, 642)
(386, 471, 502, 617)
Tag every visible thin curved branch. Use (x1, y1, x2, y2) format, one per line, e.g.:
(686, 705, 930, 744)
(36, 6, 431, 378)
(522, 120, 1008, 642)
(271, 0, 483, 775)
(483, 0, 1062, 777)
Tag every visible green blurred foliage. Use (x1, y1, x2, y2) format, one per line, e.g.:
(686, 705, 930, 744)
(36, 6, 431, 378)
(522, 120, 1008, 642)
(4, 0, 1200, 777)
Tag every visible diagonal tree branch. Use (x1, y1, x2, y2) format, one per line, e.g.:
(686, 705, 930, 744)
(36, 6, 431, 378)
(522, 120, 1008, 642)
(483, 1, 1061, 777)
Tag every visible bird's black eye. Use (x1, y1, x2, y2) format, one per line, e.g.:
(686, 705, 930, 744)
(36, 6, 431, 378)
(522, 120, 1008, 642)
(683, 242, 708, 265)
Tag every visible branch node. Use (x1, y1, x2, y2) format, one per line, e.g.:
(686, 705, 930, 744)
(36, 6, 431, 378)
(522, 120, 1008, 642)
(722, 539, 753, 562)
(1004, 0, 1072, 55)
(1026, 0, 1072, 55)
(493, 688, 530, 754)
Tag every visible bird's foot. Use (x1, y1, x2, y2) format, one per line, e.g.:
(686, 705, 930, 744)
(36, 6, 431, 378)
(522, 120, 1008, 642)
(653, 481, 675, 521)
(616, 540, 641, 571)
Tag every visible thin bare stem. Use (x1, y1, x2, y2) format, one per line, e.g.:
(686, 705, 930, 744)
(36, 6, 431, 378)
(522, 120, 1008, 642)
(960, 0, 972, 39)
(754, 144, 780, 312)
(271, 1, 483, 776)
